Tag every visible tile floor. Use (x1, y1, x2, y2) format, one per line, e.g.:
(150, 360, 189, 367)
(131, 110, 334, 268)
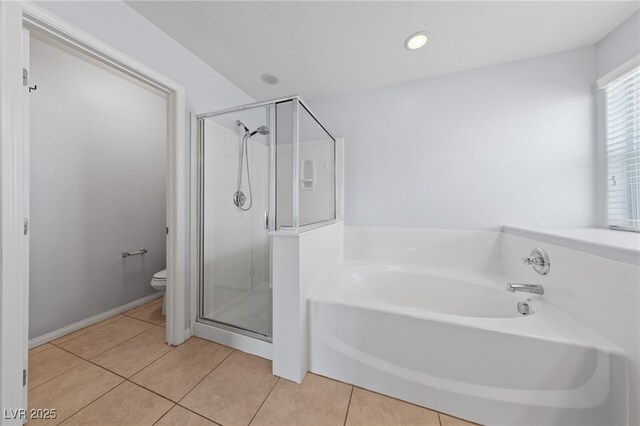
(28, 299, 480, 426)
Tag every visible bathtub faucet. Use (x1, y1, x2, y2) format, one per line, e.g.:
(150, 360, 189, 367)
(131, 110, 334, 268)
(506, 283, 544, 295)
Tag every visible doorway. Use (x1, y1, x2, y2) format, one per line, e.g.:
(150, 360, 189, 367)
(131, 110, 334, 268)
(0, 3, 187, 418)
(27, 29, 168, 343)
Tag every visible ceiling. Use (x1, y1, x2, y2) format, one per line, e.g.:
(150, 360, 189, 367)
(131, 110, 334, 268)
(127, 1, 639, 100)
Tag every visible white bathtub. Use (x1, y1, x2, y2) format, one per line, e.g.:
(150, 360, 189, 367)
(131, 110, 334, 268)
(309, 261, 628, 425)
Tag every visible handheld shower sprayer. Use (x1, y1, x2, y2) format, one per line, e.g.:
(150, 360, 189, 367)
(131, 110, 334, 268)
(236, 120, 250, 134)
(233, 121, 270, 211)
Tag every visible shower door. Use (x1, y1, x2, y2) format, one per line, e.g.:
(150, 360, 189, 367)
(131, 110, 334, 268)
(198, 104, 274, 340)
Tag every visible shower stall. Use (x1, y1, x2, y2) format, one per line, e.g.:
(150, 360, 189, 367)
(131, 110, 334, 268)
(195, 96, 337, 342)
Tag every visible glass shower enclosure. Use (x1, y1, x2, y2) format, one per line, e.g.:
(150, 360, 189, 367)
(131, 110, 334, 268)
(196, 96, 336, 341)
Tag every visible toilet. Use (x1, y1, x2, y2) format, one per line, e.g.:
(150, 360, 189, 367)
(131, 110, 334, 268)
(150, 269, 167, 315)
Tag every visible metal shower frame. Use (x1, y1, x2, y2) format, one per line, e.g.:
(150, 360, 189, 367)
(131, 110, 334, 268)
(195, 95, 337, 342)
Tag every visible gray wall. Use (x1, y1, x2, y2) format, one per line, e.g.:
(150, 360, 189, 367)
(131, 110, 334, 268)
(594, 11, 640, 227)
(310, 47, 597, 230)
(35, 1, 254, 330)
(29, 35, 167, 338)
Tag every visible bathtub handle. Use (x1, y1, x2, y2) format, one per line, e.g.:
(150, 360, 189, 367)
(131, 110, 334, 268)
(521, 248, 550, 275)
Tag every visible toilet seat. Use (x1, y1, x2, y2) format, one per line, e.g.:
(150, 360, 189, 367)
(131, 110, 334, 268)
(150, 269, 167, 315)
(151, 269, 166, 292)
(152, 269, 167, 282)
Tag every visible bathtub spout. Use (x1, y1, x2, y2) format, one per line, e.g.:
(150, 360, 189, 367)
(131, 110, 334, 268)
(506, 283, 544, 295)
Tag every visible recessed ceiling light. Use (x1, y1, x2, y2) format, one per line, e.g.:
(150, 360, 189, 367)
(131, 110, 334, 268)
(405, 31, 428, 51)
(261, 73, 279, 85)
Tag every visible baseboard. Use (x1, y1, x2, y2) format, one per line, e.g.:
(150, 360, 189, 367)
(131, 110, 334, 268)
(29, 292, 162, 349)
(193, 321, 272, 360)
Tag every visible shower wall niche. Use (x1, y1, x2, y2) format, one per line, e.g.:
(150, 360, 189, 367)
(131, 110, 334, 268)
(196, 96, 337, 341)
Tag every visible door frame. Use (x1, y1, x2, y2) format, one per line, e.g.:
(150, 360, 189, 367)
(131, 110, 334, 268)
(189, 107, 276, 359)
(0, 2, 187, 420)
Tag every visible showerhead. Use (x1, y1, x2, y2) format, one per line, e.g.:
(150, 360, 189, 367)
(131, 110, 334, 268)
(249, 125, 270, 137)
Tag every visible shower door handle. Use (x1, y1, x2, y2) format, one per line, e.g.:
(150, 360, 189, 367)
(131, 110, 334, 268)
(264, 211, 270, 231)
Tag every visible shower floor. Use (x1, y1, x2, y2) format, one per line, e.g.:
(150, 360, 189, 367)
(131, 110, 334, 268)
(206, 282, 271, 336)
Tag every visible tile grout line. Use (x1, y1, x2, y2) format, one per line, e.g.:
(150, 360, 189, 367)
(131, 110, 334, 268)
(165, 404, 224, 426)
(26, 361, 80, 393)
(121, 316, 163, 326)
(27, 362, 86, 393)
(28, 318, 243, 426)
(353, 384, 442, 412)
(122, 332, 183, 381)
(28, 344, 89, 389)
(50, 315, 158, 353)
(85, 332, 178, 383)
(30, 300, 160, 388)
(119, 344, 174, 379)
(151, 403, 177, 426)
(150, 403, 175, 426)
(146, 398, 174, 426)
(31, 304, 166, 392)
(37, 326, 170, 391)
(49, 324, 155, 366)
(46, 345, 134, 382)
(124, 378, 188, 406)
(122, 303, 166, 327)
(54, 376, 129, 425)
(50, 338, 234, 409)
(39, 367, 177, 424)
(174, 349, 237, 406)
(33, 337, 472, 426)
(343, 385, 355, 426)
(438, 411, 480, 426)
(247, 377, 280, 425)
(48, 314, 125, 346)
(28, 344, 56, 357)
(350, 385, 473, 425)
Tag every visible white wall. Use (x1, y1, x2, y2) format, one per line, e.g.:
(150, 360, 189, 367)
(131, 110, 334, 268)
(344, 227, 502, 273)
(594, 11, 640, 227)
(35, 1, 254, 328)
(272, 222, 344, 383)
(310, 47, 597, 231)
(29, 34, 167, 338)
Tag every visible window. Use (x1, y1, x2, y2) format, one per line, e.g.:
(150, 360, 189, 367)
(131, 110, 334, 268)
(603, 63, 640, 232)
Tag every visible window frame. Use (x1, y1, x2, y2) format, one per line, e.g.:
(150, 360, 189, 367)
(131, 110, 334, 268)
(598, 54, 640, 233)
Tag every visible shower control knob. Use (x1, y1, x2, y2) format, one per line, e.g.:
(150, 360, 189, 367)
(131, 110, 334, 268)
(522, 256, 543, 266)
(521, 248, 550, 276)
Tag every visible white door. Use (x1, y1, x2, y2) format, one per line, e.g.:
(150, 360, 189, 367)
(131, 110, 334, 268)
(21, 25, 31, 418)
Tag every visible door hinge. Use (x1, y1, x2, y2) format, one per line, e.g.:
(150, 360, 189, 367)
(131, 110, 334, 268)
(24, 217, 28, 235)
(23, 369, 26, 386)
(22, 68, 28, 87)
